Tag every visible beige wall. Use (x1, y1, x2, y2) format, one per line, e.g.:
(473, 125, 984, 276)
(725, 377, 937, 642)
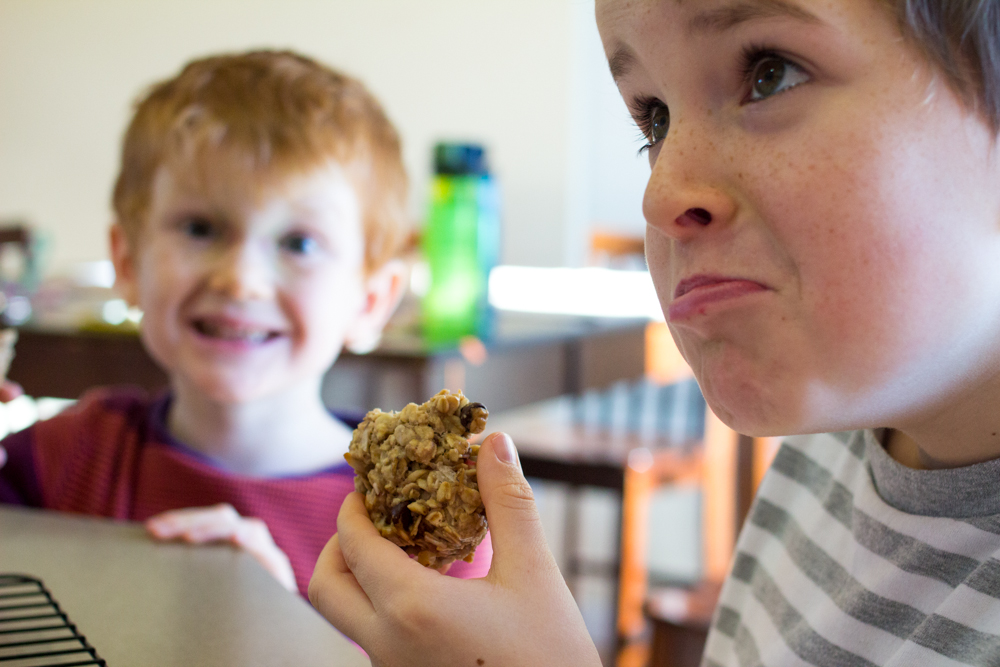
(0, 0, 649, 274)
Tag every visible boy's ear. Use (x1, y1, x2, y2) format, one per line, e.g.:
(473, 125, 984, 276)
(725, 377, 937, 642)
(109, 223, 140, 306)
(344, 259, 409, 355)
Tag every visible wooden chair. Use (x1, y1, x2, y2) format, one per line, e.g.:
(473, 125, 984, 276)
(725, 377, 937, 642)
(488, 319, 772, 666)
(615, 323, 779, 667)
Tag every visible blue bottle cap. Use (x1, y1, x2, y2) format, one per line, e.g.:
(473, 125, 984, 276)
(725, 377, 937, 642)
(433, 142, 489, 176)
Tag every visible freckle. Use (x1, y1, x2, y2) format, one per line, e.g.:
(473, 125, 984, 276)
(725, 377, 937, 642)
(477, 660, 485, 666)
(993, 432, 997, 437)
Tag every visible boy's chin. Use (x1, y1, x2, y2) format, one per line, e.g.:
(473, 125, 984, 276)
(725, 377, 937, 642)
(192, 386, 270, 406)
(702, 384, 820, 439)
(180, 375, 298, 406)
(704, 383, 871, 439)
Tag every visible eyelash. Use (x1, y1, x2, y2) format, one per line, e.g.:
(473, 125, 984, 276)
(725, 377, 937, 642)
(627, 95, 662, 156)
(628, 43, 801, 154)
(739, 43, 778, 88)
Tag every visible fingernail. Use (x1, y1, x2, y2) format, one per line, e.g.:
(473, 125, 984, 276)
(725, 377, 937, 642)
(493, 432, 520, 471)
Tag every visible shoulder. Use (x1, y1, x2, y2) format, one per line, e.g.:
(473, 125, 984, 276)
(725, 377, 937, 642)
(31, 386, 156, 451)
(28, 386, 162, 510)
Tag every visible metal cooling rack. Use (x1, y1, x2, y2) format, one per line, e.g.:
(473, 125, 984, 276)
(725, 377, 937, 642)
(0, 574, 106, 666)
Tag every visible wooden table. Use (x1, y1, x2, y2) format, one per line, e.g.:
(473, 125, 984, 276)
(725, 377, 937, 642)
(0, 505, 369, 666)
(7, 312, 648, 413)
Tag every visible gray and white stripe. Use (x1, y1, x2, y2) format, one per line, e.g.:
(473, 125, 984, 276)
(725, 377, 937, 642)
(702, 431, 1000, 667)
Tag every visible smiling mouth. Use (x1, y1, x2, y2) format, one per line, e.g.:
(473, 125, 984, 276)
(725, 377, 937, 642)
(193, 319, 282, 344)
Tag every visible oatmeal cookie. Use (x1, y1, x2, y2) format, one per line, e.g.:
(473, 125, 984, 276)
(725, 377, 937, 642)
(346, 389, 489, 567)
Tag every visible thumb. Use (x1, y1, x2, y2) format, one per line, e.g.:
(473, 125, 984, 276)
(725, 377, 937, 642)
(476, 431, 558, 583)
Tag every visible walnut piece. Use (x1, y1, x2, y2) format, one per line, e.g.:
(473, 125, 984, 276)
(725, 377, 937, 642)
(345, 389, 489, 567)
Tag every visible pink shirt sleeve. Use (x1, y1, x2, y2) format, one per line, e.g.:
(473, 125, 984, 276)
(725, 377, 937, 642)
(446, 531, 493, 579)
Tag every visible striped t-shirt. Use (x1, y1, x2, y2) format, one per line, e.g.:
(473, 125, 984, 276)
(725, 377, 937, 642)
(703, 430, 1000, 667)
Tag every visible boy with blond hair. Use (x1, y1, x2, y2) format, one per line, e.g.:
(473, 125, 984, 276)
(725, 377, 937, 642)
(308, 1, 1000, 665)
(0, 50, 491, 595)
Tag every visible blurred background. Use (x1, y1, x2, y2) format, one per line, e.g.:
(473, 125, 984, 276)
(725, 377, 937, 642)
(0, 3, 772, 667)
(0, 0, 648, 274)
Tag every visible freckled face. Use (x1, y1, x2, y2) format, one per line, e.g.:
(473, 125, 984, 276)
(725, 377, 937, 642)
(598, 0, 1000, 435)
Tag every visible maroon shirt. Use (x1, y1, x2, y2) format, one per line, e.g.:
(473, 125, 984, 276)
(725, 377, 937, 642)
(0, 387, 492, 595)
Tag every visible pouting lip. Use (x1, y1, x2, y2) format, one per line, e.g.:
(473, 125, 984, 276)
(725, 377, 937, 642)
(674, 274, 768, 299)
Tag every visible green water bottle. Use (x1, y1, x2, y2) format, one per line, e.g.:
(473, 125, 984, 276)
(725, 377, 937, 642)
(421, 143, 500, 343)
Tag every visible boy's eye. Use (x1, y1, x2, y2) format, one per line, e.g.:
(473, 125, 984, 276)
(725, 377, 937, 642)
(747, 55, 809, 102)
(182, 216, 216, 239)
(280, 232, 318, 256)
(630, 96, 670, 154)
(648, 104, 670, 144)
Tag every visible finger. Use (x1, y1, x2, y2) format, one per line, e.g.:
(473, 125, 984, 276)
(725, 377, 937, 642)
(335, 491, 433, 606)
(476, 432, 560, 584)
(146, 507, 297, 591)
(145, 504, 239, 540)
(309, 533, 379, 645)
(231, 518, 298, 592)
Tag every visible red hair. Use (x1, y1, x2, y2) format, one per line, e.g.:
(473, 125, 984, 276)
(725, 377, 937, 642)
(112, 50, 410, 270)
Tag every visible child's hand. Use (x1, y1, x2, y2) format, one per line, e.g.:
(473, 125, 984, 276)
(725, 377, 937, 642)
(146, 504, 297, 592)
(308, 432, 602, 667)
(0, 381, 21, 471)
(0, 380, 22, 403)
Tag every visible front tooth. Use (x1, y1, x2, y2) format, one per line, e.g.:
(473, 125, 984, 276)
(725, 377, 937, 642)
(203, 321, 268, 342)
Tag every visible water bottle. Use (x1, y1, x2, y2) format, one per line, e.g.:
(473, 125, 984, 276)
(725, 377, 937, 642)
(421, 143, 500, 343)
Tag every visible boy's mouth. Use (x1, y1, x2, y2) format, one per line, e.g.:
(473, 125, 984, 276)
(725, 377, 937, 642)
(192, 319, 281, 344)
(669, 274, 769, 322)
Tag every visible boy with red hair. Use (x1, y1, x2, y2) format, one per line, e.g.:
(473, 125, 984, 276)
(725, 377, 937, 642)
(0, 50, 492, 595)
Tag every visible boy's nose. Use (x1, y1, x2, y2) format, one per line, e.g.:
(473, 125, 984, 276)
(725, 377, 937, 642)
(642, 124, 737, 241)
(206, 246, 276, 301)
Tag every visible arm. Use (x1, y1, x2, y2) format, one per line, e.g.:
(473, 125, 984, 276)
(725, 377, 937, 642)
(0, 378, 27, 501)
(308, 432, 602, 667)
(0, 425, 43, 506)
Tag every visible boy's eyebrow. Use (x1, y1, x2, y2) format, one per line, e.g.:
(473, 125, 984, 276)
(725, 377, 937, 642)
(689, 0, 821, 33)
(608, 0, 821, 83)
(608, 45, 638, 83)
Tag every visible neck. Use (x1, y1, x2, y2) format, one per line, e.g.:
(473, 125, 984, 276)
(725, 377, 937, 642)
(885, 367, 1000, 470)
(166, 377, 352, 476)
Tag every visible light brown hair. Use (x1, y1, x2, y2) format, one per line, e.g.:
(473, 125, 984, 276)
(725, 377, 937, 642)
(112, 50, 410, 271)
(889, 0, 1000, 129)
